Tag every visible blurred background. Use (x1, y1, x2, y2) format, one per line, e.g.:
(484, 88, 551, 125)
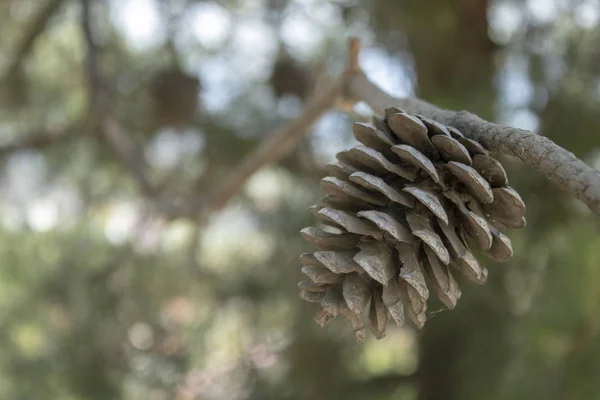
(1, 0, 600, 399)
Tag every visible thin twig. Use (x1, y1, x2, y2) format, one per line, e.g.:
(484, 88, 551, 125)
(100, 114, 195, 216)
(347, 37, 361, 72)
(0, 1, 84, 157)
(347, 71, 600, 214)
(5, 0, 64, 80)
(100, 115, 156, 197)
(0, 0, 97, 159)
(81, 0, 101, 101)
(79, 0, 175, 215)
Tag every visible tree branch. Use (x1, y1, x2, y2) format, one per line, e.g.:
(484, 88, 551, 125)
(5, 0, 64, 80)
(81, 0, 101, 100)
(0, 123, 78, 156)
(198, 67, 357, 222)
(348, 72, 600, 214)
(79, 0, 181, 216)
(81, 1, 193, 218)
(100, 115, 156, 197)
(75, 23, 600, 223)
(196, 40, 362, 222)
(0, 0, 87, 158)
(74, 28, 600, 221)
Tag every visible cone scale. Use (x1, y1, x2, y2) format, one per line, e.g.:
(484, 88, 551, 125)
(299, 108, 526, 340)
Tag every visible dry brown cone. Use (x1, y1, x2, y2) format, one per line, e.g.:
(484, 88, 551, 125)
(299, 108, 526, 341)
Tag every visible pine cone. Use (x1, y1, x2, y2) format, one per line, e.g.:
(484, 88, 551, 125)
(151, 67, 201, 128)
(299, 108, 526, 340)
(270, 57, 313, 101)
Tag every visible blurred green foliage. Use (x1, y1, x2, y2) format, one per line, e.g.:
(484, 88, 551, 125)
(0, 0, 599, 399)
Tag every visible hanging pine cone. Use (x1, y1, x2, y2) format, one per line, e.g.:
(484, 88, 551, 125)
(299, 108, 526, 341)
(270, 57, 313, 101)
(151, 67, 201, 128)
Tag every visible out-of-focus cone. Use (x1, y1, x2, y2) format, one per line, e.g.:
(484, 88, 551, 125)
(270, 57, 313, 101)
(299, 108, 526, 340)
(151, 67, 201, 128)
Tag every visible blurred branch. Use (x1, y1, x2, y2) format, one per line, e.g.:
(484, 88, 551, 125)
(99, 115, 157, 197)
(198, 74, 346, 221)
(0, 122, 78, 156)
(100, 114, 197, 216)
(348, 71, 600, 214)
(73, 22, 600, 222)
(76, 6, 359, 222)
(79, 0, 200, 218)
(197, 39, 362, 223)
(81, 0, 101, 99)
(79, 0, 167, 211)
(0, 0, 86, 158)
(4, 0, 64, 80)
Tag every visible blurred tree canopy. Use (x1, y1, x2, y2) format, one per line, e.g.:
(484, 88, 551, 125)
(0, 0, 599, 399)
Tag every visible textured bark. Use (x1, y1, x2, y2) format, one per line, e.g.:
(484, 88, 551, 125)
(349, 72, 600, 214)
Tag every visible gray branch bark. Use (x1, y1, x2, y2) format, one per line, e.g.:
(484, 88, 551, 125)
(349, 72, 600, 214)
